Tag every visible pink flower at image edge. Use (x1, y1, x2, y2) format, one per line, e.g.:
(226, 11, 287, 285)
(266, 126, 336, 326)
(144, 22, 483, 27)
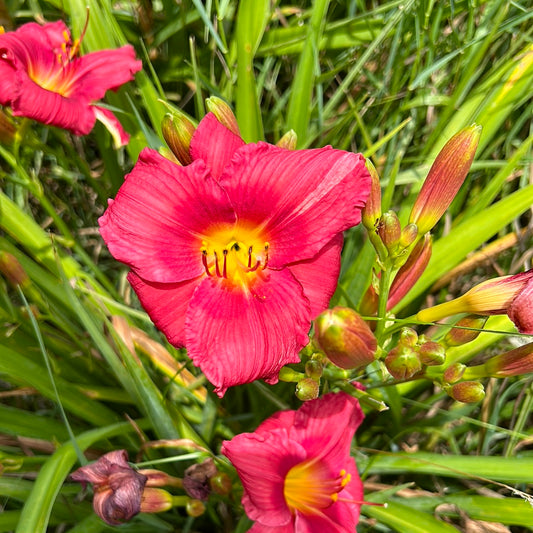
(99, 113, 371, 395)
(221, 392, 365, 532)
(0, 20, 141, 145)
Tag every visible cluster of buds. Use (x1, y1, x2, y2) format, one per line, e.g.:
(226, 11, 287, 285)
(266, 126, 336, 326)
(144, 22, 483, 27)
(71, 450, 230, 526)
(384, 328, 445, 380)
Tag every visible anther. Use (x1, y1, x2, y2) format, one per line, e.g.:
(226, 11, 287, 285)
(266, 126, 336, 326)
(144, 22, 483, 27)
(263, 243, 269, 269)
(248, 246, 253, 268)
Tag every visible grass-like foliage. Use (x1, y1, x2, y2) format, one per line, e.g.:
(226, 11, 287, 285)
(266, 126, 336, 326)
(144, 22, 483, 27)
(0, 0, 532, 531)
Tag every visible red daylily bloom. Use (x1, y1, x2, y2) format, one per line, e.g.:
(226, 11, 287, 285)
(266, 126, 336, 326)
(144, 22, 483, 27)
(99, 113, 370, 395)
(221, 392, 365, 532)
(0, 21, 141, 145)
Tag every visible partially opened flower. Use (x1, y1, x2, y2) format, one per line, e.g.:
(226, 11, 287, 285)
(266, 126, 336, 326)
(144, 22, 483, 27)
(99, 113, 370, 395)
(221, 392, 365, 532)
(417, 269, 533, 334)
(0, 20, 141, 145)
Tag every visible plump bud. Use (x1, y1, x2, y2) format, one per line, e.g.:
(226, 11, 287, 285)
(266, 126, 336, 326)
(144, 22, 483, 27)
(295, 378, 320, 401)
(314, 307, 377, 369)
(443, 363, 466, 383)
(138, 469, 183, 488)
(361, 159, 382, 232)
(140, 488, 173, 513)
(359, 282, 378, 319)
(377, 211, 401, 253)
(399, 223, 418, 248)
(388, 234, 432, 310)
(444, 315, 488, 346)
(186, 498, 206, 517)
(398, 327, 418, 347)
(305, 358, 324, 380)
(482, 342, 533, 378)
(205, 97, 240, 136)
(448, 381, 485, 403)
(418, 341, 446, 366)
(409, 124, 481, 235)
(385, 346, 422, 380)
(209, 472, 232, 496)
(183, 458, 217, 501)
(161, 111, 196, 165)
(0, 251, 30, 288)
(276, 129, 297, 150)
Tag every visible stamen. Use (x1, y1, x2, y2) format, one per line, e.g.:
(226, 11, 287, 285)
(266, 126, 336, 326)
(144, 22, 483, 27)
(222, 249, 228, 278)
(263, 243, 269, 269)
(248, 246, 253, 268)
(214, 251, 222, 278)
(69, 8, 90, 60)
(201, 250, 212, 277)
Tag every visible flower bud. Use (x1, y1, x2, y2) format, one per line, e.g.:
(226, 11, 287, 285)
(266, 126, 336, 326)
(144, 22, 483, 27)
(444, 315, 488, 346)
(138, 469, 183, 488)
(399, 223, 418, 248)
(398, 327, 418, 348)
(385, 346, 422, 380)
(314, 307, 377, 370)
(448, 381, 485, 403)
(205, 97, 240, 136)
(295, 378, 319, 401)
(409, 124, 481, 235)
(183, 458, 217, 501)
(276, 129, 297, 150)
(0, 109, 15, 144)
(388, 234, 432, 310)
(305, 358, 324, 380)
(359, 282, 378, 319)
(0, 251, 30, 288)
(140, 488, 173, 513)
(161, 111, 196, 165)
(418, 341, 446, 366)
(361, 159, 382, 232)
(443, 362, 466, 383)
(209, 472, 232, 496)
(482, 342, 533, 378)
(186, 498, 206, 517)
(377, 211, 401, 253)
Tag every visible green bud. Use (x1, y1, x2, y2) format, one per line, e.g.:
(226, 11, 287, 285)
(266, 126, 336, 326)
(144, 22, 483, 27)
(399, 223, 418, 248)
(398, 327, 418, 347)
(377, 211, 401, 254)
(443, 363, 466, 384)
(209, 472, 232, 496)
(161, 111, 196, 165)
(305, 358, 324, 380)
(186, 498, 206, 517)
(205, 96, 240, 136)
(418, 341, 446, 366)
(385, 346, 422, 380)
(295, 378, 319, 401)
(448, 381, 485, 403)
(361, 159, 382, 232)
(276, 130, 297, 150)
(140, 488, 174, 513)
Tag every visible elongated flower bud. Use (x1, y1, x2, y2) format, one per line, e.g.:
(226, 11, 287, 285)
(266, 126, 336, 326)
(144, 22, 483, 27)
(0, 109, 15, 144)
(140, 488, 174, 513)
(447, 381, 485, 403)
(276, 130, 297, 150)
(444, 315, 488, 346)
(377, 211, 401, 253)
(387, 234, 432, 310)
(481, 342, 533, 378)
(409, 124, 481, 235)
(314, 307, 377, 369)
(361, 160, 382, 232)
(443, 363, 466, 384)
(161, 111, 196, 165)
(205, 97, 240, 136)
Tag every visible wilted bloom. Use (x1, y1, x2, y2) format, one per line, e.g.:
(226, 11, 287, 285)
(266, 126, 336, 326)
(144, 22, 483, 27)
(0, 21, 141, 145)
(314, 307, 377, 369)
(71, 450, 147, 525)
(417, 270, 533, 334)
(182, 458, 217, 501)
(409, 124, 481, 235)
(99, 113, 370, 395)
(221, 392, 365, 532)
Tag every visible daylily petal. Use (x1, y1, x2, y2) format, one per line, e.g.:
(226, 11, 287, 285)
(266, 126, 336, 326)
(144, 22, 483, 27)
(219, 143, 370, 267)
(222, 429, 305, 527)
(127, 272, 203, 347)
(99, 148, 236, 284)
(189, 113, 245, 180)
(249, 523, 295, 533)
(0, 60, 16, 104)
(94, 106, 130, 148)
(185, 268, 311, 395)
(508, 277, 533, 334)
(288, 233, 343, 318)
(255, 410, 296, 435)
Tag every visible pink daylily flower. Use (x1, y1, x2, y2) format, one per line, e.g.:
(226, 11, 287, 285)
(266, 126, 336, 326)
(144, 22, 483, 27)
(417, 269, 533, 334)
(221, 392, 365, 532)
(99, 113, 370, 395)
(0, 21, 141, 145)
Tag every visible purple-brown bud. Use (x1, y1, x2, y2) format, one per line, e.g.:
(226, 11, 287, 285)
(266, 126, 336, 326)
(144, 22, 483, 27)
(0, 251, 30, 288)
(361, 159, 382, 232)
(409, 124, 481, 235)
(276, 129, 298, 150)
(448, 381, 485, 403)
(295, 378, 320, 401)
(314, 307, 377, 370)
(161, 111, 196, 165)
(385, 346, 422, 380)
(418, 341, 446, 366)
(443, 363, 466, 384)
(444, 315, 489, 347)
(205, 97, 240, 136)
(377, 211, 401, 253)
(183, 458, 217, 501)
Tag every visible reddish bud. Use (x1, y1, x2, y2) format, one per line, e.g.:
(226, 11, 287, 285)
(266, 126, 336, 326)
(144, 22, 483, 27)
(398, 327, 418, 347)
(314, 307, 377, 369)
(443, 363, 466, 384)
(418, 341, 446, 366)
(399, 223, 418, 248)
(205, 97, 240, 136)
(448, 381, 485, 403)
(295, 378, 320, 401)
(0, 251, 30, 288)
(483, 342, 533, 378)
(444, 315, 488, 346)
(385, 346, 422, 380)
(161, 111, 196, 165)
(138, 469, 183, 488)
(377, 211, 401, 253)
(409, 124, 481, 235)
(140, 488, 173, 513)
(276, 129, 297, 150)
